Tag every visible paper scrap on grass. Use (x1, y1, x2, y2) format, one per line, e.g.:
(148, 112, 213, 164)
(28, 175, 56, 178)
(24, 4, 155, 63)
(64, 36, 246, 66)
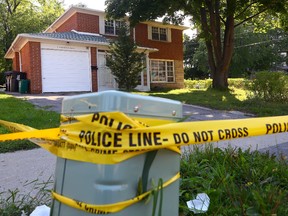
(30, 205, 50, 216)
(186, 193, 210, 214)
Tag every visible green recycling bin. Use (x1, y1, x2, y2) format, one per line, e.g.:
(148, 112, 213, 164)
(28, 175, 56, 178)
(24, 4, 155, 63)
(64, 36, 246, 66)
(19, 79, 29, 93)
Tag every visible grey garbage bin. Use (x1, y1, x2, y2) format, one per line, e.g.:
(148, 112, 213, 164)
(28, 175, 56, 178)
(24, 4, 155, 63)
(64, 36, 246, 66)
(51, 90, 183, 216)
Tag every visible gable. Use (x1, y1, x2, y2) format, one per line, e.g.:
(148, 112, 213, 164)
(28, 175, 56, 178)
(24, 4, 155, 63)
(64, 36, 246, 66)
(56, 12, 100, 34)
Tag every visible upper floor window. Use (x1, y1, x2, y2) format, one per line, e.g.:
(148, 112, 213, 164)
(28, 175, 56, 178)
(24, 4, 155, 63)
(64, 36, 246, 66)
(152, 27, 167, 41)
(148, 26, 171, 42)
(150, 60, 175, 83)
(105, 20, 124, 35)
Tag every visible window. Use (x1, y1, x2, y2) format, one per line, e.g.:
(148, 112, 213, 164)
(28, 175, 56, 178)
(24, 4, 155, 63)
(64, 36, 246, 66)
(148, 26, 171, 42)
(151, 27, 168, 41)
(150, 60, 174, 82)
(105, 20, 125, 35)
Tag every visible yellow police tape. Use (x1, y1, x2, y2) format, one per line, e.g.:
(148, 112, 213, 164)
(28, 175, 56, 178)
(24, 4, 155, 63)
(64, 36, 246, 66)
(1, 113, 288, 214)
(51, 172, 180, 214)
(0, 112, 288, 165)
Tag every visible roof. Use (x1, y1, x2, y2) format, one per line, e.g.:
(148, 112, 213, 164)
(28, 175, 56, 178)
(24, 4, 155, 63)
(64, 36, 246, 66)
(45, 6, 189, 33)
(29, 30, 109, 43)
(5, 30, 158, 59)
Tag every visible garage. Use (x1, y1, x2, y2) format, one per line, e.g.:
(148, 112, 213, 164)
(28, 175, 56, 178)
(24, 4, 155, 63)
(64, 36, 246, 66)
(41, 44, 91, 93)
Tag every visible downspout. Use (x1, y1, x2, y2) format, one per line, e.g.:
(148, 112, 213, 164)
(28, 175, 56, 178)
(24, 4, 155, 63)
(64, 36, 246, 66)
(19, 51, 22, 72)
(146, 53, 150, 91)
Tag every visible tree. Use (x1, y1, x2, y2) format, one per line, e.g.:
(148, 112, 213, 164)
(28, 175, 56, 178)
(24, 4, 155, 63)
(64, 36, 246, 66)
(183, 35, 208, 79)
(106, 24, 146, 91)
(105, 0, 288, 89)
(231, 27, 288, 76)
(0, 0, 64, 73)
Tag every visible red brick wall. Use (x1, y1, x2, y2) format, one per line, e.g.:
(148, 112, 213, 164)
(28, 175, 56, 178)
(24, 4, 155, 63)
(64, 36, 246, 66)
(135, 23, 184, 61)
(56, 13, 99, 34)
(20, 42, 42, 93)
(91, 47, 98, 92)
(56, 13, 78, 32)
(12, 52, 20, 71)
(135, 23, 185, 89)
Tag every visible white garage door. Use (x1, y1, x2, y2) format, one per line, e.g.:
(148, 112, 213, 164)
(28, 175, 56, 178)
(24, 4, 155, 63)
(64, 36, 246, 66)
(41, 44, 91, 93)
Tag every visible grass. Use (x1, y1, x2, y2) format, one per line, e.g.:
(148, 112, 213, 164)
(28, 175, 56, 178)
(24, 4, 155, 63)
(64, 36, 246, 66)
(138, 87, 288, 117)
(0, 93, 60, 153)
(0, 177, 53, 216)
(179, 145, 288, 215)
(0, 81, 287, 215)
(1, 146, 287, 215)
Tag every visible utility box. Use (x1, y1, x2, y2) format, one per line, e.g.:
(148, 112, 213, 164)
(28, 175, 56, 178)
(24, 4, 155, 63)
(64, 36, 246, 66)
(51, 90, 182, 216)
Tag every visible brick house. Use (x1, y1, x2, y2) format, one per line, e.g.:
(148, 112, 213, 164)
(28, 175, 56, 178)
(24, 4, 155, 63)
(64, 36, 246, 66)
(5, 6, 188, 94)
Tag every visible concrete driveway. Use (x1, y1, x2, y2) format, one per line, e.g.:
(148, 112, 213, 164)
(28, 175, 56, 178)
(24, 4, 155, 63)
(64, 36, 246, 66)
(0, 91, 287, 196)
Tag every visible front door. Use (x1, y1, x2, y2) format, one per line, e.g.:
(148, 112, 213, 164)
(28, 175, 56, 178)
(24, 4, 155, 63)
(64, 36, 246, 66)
(97, 51, 118, 91)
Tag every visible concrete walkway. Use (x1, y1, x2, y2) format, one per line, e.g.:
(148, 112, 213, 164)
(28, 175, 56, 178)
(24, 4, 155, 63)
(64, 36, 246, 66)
(0, 92, 287, 196)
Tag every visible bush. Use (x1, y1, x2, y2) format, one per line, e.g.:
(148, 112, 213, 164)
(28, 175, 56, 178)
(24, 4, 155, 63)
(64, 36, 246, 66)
(228, 78, 248, 89)
(247, 71, 288, 102)
(0, 72, 5, 85)
(184, 78, 248, 90)
(184, 79, 212, 89)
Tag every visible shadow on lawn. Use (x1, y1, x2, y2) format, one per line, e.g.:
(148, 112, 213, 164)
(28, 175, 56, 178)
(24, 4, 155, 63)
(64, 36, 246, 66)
(147, 87, 288, 116)
(148, 87, 244, 111)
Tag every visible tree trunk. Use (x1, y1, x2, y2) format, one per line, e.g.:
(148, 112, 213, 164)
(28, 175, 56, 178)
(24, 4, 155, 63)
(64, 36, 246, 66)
(212, 68, 228, 89)
(200, 0, 235, 90)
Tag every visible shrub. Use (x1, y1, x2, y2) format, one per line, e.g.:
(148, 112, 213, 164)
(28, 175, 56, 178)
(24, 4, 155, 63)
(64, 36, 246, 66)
(184, 79, 212, 89)
(228, 78, 248, 89)
(0, 72, 5, 85)
(185, 78, 248, 90)
(247, 71, 288, 102)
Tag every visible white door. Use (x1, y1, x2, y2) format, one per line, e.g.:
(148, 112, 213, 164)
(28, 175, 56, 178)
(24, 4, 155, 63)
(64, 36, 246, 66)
(97, 51, 118, 91)
(41, 44, 91, 93)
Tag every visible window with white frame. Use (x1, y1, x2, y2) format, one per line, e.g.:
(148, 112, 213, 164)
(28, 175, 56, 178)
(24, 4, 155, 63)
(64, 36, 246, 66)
(150, 60, 175, 82)
(148, 26, 171, 42)
(105, 20, 124, 35)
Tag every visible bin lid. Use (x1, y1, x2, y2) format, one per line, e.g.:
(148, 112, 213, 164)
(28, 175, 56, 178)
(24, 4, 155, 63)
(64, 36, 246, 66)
(62, 90, 182, 120)
(4, 71, 26, 76)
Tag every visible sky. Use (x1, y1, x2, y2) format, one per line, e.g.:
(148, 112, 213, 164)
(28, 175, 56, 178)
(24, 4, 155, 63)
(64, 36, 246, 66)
(63, 0, 106, 10)
(63, 0, 195, 37)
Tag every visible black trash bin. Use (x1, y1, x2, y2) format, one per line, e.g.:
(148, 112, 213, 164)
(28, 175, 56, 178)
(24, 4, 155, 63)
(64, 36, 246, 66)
(4, 71, 26, 92)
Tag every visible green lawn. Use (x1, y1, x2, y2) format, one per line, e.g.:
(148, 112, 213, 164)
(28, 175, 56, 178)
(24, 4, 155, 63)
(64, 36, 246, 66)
(138, 87, 288, 117)
(0, 88, 287, 215)
(1, 84, 287, 153)
(0, 93, 60, 153)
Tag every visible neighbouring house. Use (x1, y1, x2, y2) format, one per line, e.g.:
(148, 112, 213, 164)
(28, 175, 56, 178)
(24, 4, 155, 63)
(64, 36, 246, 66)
(5, 6, 188, 94)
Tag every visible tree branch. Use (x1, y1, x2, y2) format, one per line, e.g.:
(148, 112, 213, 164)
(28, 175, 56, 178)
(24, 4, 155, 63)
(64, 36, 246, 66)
(220, 15, 225, 25)
(234, 7, 267, 28)
(206, 0, 223, 64)
(200, 6, 216, 73)
(5, 0, 21, 15)
(234, 1, 258, 20)
(13, 0, 21, 13)
(5, 0, 12, 14)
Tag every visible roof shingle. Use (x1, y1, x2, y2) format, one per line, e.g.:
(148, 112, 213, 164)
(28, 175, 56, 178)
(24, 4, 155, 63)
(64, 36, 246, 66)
(28, 31, 109, 43)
